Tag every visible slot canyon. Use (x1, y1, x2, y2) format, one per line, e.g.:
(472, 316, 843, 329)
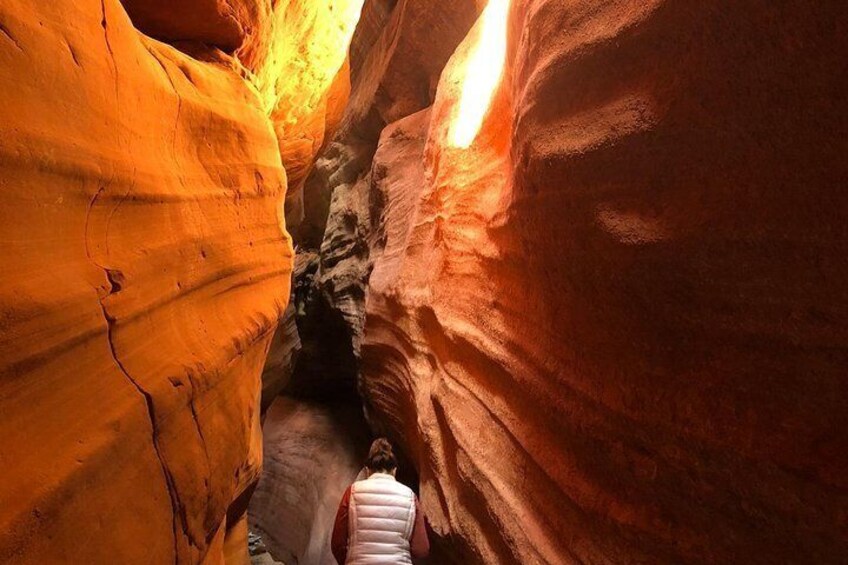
(0, 0, 846, 563)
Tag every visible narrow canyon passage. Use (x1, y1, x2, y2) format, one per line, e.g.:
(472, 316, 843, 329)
(1, 0, 847, 564)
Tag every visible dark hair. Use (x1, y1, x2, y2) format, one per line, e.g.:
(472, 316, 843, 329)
(366, 438, 397, 472)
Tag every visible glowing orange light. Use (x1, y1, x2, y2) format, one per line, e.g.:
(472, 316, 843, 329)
(248, 1, 364, 118)
(449, 0, 510, 148)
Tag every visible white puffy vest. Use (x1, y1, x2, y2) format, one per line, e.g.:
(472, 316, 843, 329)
(346, 473, 416, 565)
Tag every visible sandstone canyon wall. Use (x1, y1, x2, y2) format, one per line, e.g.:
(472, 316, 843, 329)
(122, 0, 364, 232)
(0, 0, 362, 562)
(278, 0, 483, 397)
(314, 0, 848, 563)
(2, 0, 847, 563)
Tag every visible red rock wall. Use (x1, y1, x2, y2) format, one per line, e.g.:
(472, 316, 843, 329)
(0, 1, 292, 562)
(360, 0, 848, 562)
(120, 0, 266, 52)
(260, 0, 482, 414)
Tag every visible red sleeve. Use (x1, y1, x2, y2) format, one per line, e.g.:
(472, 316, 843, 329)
(410, 496, 430, 559)
(331, 486, 352, 564)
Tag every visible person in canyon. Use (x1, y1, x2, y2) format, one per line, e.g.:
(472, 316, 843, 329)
(331, 438, 430, 564)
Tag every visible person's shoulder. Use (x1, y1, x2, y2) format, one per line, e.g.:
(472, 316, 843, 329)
(390, 480, 415, 499)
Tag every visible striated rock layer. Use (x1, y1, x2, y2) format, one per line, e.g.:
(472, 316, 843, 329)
(0, 0, 292, 562)
(359, 0, 848, 563)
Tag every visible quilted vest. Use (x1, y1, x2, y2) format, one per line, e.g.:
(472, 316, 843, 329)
(346, 473, 416, 565)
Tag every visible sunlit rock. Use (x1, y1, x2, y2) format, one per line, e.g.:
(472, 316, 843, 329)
(242, 0, 365, 232)
(0, 0, 293, 562)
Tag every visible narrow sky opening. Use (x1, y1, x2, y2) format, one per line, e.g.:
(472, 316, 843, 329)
(449, 0, 510, 148)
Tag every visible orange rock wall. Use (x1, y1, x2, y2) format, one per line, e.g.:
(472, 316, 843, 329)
(124, 0, 367, 233)
(360, 0, 848, 562)
(242, 0, 365, 231)
(0, 0, 292, 562)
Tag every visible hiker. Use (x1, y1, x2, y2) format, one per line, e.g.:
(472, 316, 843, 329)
(331, 438, 430, 564)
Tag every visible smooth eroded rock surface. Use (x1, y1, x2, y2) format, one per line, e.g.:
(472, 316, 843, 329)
(358, 0, 848, 562)
(120, 0, 266, 52)
(0, 1, 292, 562)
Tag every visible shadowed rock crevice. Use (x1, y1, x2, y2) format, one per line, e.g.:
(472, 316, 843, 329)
(250, 2, 483, 562)
(284, 255, 362, 401)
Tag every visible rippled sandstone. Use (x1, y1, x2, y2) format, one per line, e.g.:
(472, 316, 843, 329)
(359, 0, 848, 562)
(0, 1, 292, 562)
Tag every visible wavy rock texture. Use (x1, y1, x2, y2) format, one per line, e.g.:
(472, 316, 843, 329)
(119, 0, 369, 413)
(294, 0, 482, 247)
(271, 1, 482, 407)
(254, 0, 483, 444)
(359, 0, 848, 563)
(0, 0, 292, 562)
(241, 0, 364, 232)
(248, 397, 369, 565)
(124, 0, 367, 234)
